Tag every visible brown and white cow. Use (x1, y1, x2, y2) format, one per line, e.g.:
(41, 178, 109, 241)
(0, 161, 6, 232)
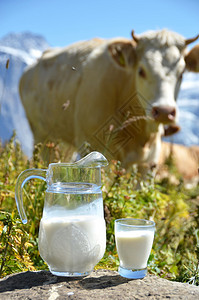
(185, 44, 199, 72)
(159, 142, 199, 180)
(19, 29, 199, 173)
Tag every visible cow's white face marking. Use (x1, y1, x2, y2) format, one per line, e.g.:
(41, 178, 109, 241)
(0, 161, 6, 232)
(135, 45, 186, 123)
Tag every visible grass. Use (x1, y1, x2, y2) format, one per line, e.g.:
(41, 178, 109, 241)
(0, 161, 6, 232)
(0, 133, 199, 285)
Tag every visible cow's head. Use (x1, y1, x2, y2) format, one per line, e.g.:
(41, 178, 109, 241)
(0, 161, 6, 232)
(108, 29, 199, 125)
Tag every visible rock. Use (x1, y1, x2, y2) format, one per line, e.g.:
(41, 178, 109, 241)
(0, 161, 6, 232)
(0, 269, 199, 299)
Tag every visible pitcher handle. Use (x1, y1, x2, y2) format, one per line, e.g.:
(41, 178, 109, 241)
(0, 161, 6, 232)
(15, 169, 47, 224)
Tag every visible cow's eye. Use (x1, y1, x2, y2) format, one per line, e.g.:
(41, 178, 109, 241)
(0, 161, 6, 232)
(138, 67, 146, 79)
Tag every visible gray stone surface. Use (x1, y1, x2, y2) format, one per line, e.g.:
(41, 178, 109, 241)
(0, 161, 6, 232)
(0, 269, 199, 299)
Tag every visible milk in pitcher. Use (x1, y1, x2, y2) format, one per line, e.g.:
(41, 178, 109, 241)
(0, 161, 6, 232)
(39, 214, 106, 275)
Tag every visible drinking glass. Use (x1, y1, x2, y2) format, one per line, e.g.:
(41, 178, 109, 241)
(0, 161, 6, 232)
(115, 218, 155, 279)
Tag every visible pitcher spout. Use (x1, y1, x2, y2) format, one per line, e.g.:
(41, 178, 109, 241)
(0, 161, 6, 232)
(74, 151, 108, 168)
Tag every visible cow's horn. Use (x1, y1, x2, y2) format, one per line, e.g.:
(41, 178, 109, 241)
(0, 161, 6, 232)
(185, 34, 199, 46)
(131, 30, 139, 43)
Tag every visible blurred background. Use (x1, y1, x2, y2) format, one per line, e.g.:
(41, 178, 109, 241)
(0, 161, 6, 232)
(0, 0, 199, 157)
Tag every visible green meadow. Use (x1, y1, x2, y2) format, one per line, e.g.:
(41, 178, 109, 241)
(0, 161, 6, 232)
(0, 133, 199, 285)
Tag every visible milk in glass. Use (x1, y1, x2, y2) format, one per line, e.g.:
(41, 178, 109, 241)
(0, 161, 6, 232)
(115, 230, 154, 269)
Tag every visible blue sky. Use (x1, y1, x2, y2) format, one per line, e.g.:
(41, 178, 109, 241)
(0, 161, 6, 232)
(0, 0, 199, 47)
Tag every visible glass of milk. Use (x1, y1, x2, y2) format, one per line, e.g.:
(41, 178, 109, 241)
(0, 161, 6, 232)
(115, 218, 155, 279)
(15, 151, 108, 277)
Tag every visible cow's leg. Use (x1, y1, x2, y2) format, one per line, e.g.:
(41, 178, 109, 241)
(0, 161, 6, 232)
(33, 131, 76, 164)
(136, 134, 162, 187)
(137, 163, 156, 186)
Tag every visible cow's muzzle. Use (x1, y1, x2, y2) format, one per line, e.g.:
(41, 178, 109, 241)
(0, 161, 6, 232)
(152, 105, 176, 123)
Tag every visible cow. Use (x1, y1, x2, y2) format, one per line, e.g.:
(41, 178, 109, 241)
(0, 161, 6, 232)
(185, 44, 199, 72)
(19, 29, 199, 175)
(159, 142, 199, 180)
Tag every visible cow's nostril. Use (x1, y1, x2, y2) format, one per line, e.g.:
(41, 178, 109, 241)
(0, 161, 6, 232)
(168, 108, 176, 120)
(152, 107, 159, 119)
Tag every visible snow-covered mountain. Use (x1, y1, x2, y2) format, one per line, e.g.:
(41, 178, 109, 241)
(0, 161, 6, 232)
(0, 32, 198, 158)
(0, 32, 49, 156)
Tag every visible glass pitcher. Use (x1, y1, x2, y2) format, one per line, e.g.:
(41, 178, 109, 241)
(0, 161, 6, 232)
(15, 151, 108, 277)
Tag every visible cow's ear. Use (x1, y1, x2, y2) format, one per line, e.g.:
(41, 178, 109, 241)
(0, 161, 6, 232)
(185, 44, 199, 73)
(108, 41, 136, 68)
